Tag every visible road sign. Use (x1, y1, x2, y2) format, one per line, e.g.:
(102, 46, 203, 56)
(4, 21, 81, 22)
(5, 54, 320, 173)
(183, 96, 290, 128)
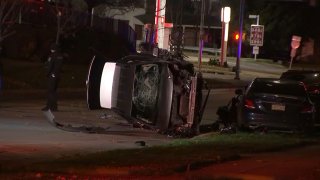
(252, 46, 259, 55)
(250, 25, 264, 46)
(289, 35, 302, 70)
(291, 35, 301, 49)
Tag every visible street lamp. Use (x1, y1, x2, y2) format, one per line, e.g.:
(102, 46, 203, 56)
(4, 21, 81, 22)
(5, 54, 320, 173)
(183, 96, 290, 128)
(220, 7, 231, 67)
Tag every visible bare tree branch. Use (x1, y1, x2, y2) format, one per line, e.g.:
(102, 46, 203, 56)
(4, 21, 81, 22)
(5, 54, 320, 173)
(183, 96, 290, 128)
(47, 0, 87, 45)
(0, 0, 23, 43)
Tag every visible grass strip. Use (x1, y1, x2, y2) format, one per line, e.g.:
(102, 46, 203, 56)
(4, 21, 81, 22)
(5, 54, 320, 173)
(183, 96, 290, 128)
(2, 132, 316, 177)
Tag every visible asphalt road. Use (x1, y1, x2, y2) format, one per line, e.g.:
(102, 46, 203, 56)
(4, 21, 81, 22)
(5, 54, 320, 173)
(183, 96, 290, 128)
(0, 99, 171, 163)
(0, 57, 284, 164)
(0, 58, 293, 178)
(0, 88, 241, 168)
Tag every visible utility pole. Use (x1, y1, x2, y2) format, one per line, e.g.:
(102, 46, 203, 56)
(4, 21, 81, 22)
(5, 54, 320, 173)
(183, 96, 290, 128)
(198, 0, 205, 72)
(235, 0, 245, 80)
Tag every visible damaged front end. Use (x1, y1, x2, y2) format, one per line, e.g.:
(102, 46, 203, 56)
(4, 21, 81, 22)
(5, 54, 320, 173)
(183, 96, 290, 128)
(86, 52, 203, 136)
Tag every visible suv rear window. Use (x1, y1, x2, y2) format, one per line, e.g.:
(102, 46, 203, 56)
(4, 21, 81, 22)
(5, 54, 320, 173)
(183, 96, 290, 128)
(249, 80, 306, 97)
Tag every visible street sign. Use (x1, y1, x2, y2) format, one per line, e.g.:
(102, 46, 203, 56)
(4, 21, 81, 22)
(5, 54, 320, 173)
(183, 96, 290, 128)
(291, 35, 301, 49)
(250, 25, 264, 46)
(252, 46, 259, 55)
(289, 35, 302, 69)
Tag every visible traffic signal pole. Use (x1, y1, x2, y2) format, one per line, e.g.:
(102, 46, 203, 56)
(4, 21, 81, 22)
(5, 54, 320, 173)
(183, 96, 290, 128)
(198, 0, 205, 72)
(235, 0, 245, 80)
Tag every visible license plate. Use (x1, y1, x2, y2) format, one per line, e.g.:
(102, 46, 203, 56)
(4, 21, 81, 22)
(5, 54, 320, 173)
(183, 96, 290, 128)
(272, 104, 285, 111)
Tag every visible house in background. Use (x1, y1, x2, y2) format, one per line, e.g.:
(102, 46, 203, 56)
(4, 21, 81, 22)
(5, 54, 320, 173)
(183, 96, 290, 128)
(93, 0, 222, 51)
(92, 0, 147, 49)
(141, 0, 222, 51)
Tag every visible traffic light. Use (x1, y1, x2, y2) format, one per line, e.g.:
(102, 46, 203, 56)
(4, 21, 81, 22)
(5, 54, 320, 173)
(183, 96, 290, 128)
(234, 33, 240, 41)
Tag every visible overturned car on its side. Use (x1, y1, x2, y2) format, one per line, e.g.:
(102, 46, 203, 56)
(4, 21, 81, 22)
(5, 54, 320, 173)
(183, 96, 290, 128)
(86, 52, 204, 135)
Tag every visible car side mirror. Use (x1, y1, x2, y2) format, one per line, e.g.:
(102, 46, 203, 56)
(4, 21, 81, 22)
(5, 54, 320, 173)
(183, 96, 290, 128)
(235, 89, 243, 95)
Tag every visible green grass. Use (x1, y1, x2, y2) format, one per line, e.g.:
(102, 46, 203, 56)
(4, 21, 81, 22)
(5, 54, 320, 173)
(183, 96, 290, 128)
(2, 132, 316, 176)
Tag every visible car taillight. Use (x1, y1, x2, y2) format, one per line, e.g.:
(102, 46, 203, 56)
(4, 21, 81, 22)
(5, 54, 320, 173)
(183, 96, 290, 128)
(301, 104, 314, 113)
(244, 99, 255, 109)
(307, 86, 320, 94)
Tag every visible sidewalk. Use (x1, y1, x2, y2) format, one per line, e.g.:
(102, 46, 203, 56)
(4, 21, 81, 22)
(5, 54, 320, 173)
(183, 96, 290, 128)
(187, 55, 286, 89)
(186, 54, 287, 75)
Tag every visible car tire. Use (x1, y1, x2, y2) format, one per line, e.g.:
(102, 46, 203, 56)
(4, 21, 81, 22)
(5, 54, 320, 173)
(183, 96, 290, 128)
(299, 120, 315, 135)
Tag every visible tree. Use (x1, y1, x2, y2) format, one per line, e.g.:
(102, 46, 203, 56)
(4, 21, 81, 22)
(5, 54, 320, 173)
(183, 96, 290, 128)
(168, 0, 184, 57)
(46, 0, 88, 45)
(167, 0, 209, 57)
(0, 0, 23, 53)
(249, 1, 320, 60)
(222, 0, 319, 59)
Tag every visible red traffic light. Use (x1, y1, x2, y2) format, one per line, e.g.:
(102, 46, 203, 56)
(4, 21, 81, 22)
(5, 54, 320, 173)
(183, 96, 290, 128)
(234, 33, 240, 41)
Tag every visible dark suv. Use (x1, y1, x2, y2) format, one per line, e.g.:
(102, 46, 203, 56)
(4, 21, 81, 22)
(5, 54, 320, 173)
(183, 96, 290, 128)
(280, 70, 320, 124)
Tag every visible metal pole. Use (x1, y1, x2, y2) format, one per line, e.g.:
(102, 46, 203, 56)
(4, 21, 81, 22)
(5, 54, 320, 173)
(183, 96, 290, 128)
(289, 57, 294, 69)
(254, 46, 257, 61)
(198, 0, 205, 72)
(56, 11, 61, 45)
(19, 7, 22, 24)
(220, 22, 225, 66)
(91, 8, 95, 27)
(254, 15, 259, 61)
(235, 0, 245, 80)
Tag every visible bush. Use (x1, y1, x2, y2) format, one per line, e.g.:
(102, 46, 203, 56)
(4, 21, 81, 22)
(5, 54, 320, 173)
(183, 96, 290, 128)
(208, 57, 220, 66)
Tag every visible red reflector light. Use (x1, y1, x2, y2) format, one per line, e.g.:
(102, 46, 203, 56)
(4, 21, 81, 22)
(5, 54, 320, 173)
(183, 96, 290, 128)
(301, 104, 314, 113)
(307, 85, 320, 94)
(245, 99, 255, 109)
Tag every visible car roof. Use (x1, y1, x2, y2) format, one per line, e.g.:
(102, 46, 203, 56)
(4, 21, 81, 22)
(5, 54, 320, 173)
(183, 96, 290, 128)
(282, 70, 320, 74)
(281, 70, 320, 77)
(280, 70, 320, 84)
(254, 78, 304, 85)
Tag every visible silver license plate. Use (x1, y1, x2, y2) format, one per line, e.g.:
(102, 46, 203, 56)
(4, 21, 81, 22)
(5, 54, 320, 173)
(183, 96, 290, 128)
(271, 104, 285, 111)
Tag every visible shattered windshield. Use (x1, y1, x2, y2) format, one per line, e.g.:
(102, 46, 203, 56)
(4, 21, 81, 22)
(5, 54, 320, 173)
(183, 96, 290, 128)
(132, 64, 160, 122)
